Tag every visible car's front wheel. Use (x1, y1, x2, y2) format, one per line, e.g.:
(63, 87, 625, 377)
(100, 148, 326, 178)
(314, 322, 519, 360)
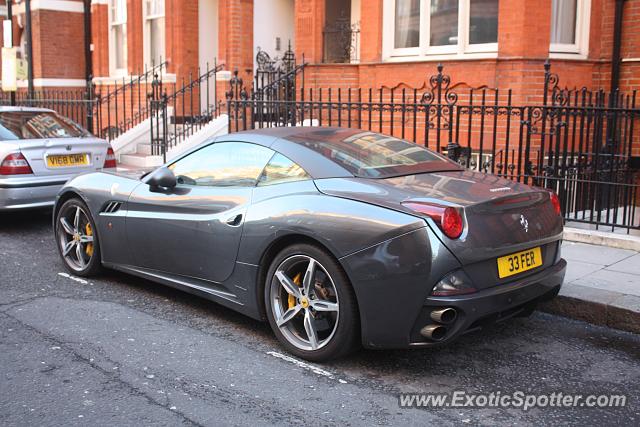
(55, 198, 102, 277)
(265, 244, 360, 361)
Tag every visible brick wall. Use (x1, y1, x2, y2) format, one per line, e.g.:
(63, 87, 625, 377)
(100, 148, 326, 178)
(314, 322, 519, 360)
(91, 3, 109, 78)
(0, 1, 86, 83)
(297, 0, 640, 102)
(618, 0, 640, 93)
(218, 0, 254, 84)
(32, 9, 86, 80)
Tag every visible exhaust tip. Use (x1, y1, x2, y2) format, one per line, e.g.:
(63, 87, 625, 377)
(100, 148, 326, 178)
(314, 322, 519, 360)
(430, 307, 457, 324)
(420, 324, 448, 341)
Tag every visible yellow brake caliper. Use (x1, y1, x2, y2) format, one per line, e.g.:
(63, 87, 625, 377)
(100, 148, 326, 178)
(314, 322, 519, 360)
(85, 223, 94, 257)
(288, 272, 302, 309)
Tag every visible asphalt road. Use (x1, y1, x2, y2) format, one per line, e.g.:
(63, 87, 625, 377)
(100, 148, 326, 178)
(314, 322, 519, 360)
(1, 210, 639, 426)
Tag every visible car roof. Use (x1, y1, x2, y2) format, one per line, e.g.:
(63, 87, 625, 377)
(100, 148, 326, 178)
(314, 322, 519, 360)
(0, 106, 55, 113)
(215, 127, 360, 179)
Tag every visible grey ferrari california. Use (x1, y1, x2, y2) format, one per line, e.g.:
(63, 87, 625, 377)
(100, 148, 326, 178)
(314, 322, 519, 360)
(53, 127, 566, 361)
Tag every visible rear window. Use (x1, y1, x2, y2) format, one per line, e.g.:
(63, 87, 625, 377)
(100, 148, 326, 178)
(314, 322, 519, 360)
(0, 111, 89, 140)
(288, 129, 461, 178)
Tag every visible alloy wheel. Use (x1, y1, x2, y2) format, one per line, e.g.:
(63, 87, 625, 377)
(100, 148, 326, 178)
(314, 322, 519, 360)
(269, 255, 340, 351)
(57, 204, 95, 272)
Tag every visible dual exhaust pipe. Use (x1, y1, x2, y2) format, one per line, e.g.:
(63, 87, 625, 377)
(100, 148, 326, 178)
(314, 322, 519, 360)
(420, 308, 458, 341)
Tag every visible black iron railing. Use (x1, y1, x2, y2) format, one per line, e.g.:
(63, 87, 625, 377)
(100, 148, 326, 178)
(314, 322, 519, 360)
(0, 61, 169, 140)
(254, 44, 305, 100)
(0, 86, 98, 132)
(227, 61, 640, 232)
(94, 60, 169, 140)
(149, 61, 225, 160)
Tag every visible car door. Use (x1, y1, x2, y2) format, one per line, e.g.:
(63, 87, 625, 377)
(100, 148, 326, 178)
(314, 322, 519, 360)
(125, 141, 275, 284)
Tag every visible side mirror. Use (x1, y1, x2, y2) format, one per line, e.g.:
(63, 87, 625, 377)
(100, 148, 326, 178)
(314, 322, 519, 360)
(145, 167, 177, 189)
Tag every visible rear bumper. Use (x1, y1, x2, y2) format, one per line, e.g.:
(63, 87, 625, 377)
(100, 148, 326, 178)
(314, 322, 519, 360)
(0, 177, 68, 210)
(408, 259, 567, 347)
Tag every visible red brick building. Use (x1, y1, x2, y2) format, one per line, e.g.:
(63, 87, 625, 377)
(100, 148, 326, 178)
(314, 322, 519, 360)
(0, 0, 88, 89)
(0, 0, 637, 97)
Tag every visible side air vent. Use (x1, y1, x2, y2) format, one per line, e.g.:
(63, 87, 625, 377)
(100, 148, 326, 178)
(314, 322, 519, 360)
(102, 201, 123, 214)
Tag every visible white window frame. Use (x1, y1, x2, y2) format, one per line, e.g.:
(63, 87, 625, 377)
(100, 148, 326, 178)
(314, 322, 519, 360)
(549, 0, 591, 58)
(108, 0, 128, 76)
(143, 0, 166, 68)
(382, 0, 498, 61)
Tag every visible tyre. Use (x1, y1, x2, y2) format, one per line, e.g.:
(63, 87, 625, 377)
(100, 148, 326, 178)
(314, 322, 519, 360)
(264, 244, 360, 362)
(54, 198, 102, 277)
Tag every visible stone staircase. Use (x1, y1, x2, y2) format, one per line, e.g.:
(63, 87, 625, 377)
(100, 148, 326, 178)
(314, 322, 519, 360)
(116, 114, 229, 169)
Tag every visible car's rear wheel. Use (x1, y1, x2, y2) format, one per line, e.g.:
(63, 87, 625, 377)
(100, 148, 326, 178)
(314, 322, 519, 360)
(265, 244, 359, 361)
(55, 198, 102, 277)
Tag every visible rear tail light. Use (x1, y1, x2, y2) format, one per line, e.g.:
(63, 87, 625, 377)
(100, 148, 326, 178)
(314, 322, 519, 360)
(104, 147, 117, 169)
(548, 191, 561, 216)
(401, 201, 464, 239)
(0, 152, 33, 175)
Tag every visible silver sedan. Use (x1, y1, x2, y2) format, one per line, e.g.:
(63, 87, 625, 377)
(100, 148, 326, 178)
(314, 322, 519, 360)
(0, 107, 115, 210)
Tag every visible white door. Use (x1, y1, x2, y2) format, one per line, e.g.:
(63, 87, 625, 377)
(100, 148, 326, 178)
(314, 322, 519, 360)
(253, 0, 295, 75)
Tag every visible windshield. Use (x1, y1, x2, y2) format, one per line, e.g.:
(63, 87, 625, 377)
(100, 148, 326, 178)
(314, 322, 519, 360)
(0, 111, 90, 140)
(287, 129, 461, 178)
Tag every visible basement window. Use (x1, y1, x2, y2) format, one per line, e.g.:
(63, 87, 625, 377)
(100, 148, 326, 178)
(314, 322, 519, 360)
(383, 0, 499, 60)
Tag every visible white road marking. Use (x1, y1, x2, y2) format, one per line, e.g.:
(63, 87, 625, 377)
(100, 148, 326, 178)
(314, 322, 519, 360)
(57, 272, 89, 285)
(266, 351, 348, 384)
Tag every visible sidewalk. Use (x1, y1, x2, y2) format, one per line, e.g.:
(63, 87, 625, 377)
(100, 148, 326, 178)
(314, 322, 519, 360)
(541, 238, 640, 334)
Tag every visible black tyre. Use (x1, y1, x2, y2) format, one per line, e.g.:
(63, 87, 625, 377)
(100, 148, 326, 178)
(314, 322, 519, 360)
(54, 198, 102, 277)
(264, 244, 360, 362)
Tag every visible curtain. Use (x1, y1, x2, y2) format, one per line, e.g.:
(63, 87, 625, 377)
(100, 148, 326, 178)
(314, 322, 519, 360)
(395, 0, 420, 49)
(551, 0, 577, 44)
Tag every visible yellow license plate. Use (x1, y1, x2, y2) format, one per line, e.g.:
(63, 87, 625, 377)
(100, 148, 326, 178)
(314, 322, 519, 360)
(47, 154, 89, 168)
(497, 247, 543, 279)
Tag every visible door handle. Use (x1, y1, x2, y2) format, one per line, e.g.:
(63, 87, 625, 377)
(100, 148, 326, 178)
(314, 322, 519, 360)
(225, 214, 243, 227)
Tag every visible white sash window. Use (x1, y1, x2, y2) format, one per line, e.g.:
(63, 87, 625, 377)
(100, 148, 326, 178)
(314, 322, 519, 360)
(144, 0, 166, 67)
(109, 0, 128, 75)
(384, 0, 499, 60)
(550, 0, 591, 57)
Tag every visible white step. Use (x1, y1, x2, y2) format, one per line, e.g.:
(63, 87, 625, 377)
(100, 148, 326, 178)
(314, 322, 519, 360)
(166, 114, 229, 161)
(119, 153, 164, 168)
(136, 143, 156, 156)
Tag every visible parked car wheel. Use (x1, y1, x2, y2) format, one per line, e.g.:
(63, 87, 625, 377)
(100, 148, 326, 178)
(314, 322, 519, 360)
(265, 244, 360, 361)
(55, 198, 102, 277)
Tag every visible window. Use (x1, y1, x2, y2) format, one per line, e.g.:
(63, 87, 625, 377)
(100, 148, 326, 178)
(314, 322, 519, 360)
(0, 112, 89, 140)
(384, 0, 498, 59)
(468, 0, 498, 44)
(258, 153, 310, 186)
(289, 130, 459, 178)
(143, 0, 165, 67)
(394, 0, 420, 49)
(109, 0, 127, 75)
(169, 142, 274, 187)
(550, 0, 590, 56)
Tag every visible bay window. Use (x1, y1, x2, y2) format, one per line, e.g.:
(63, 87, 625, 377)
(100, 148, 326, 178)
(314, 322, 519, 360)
(550, 0, 590, 56)
(144, 0, 166, 67)
(384, 0, 499, 60)
(109, 0, 127, 75)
